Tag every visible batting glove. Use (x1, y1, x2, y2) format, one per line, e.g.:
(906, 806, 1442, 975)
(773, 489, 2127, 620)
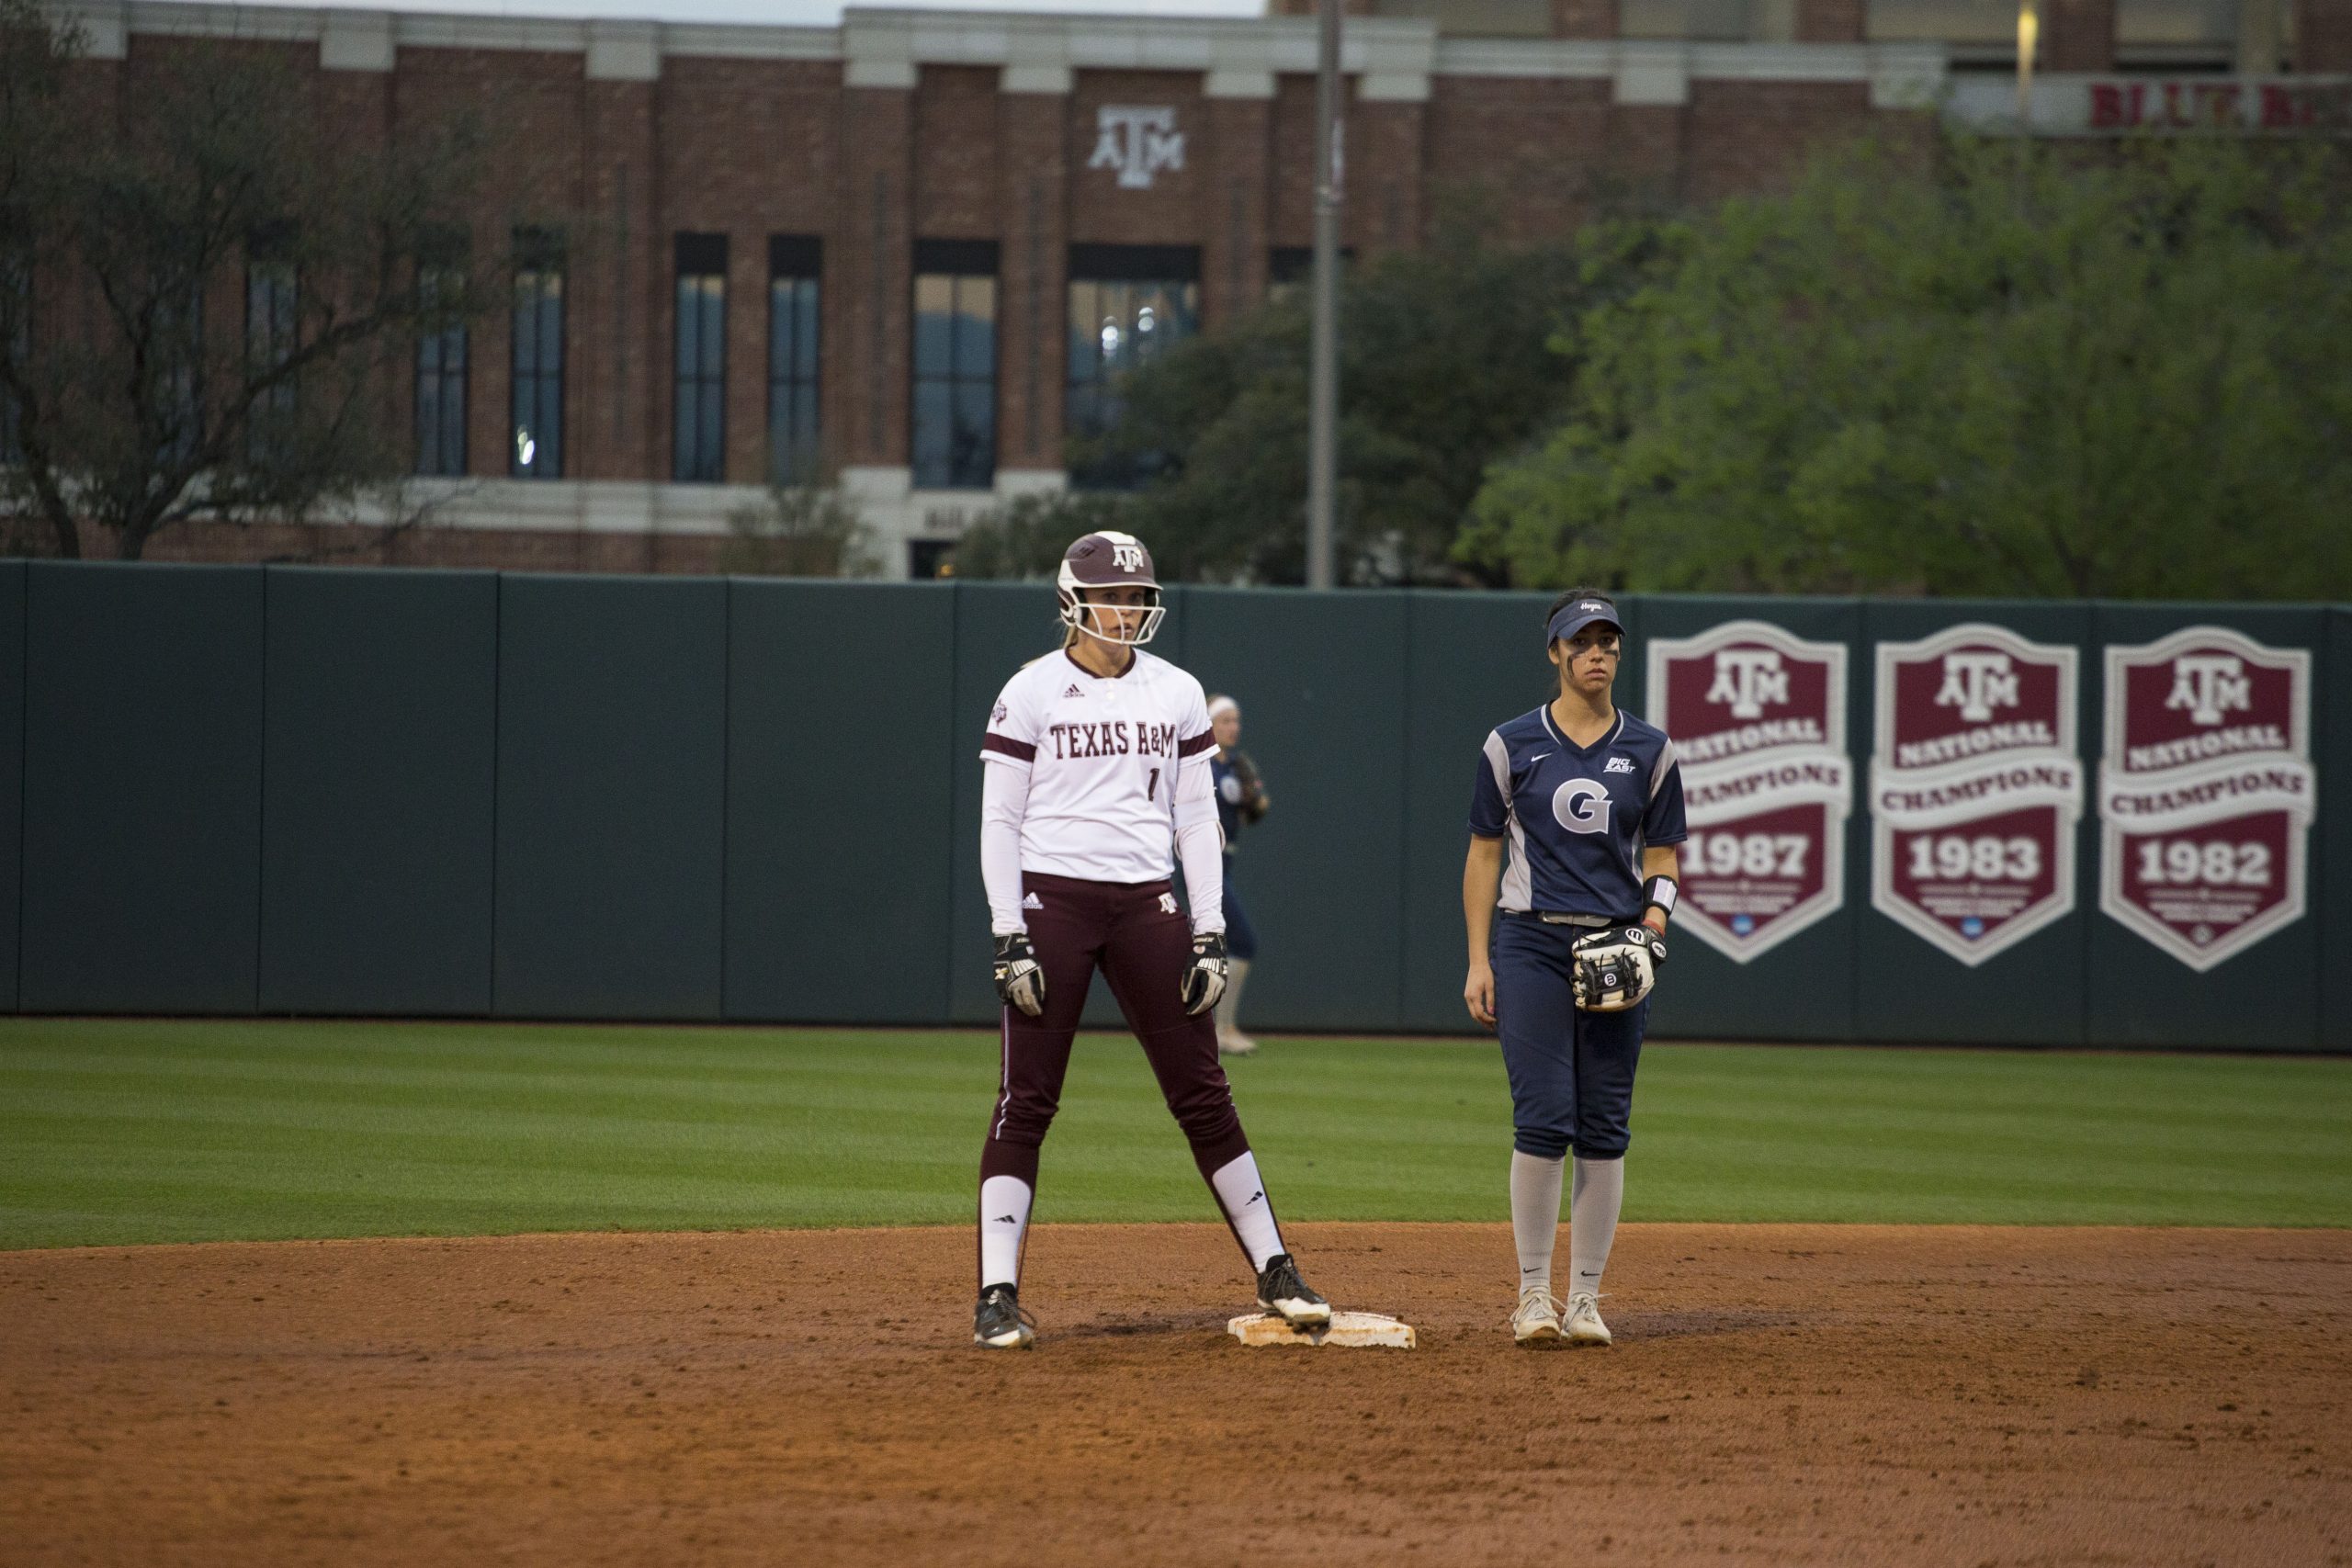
(992, 932, 1046, 1018)
(1180, 930, 1228, 1016)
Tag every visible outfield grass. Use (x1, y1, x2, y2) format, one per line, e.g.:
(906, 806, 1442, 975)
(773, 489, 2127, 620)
(1, 1018, 2346, 1248)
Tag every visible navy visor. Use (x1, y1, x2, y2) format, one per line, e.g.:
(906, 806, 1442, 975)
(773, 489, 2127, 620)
(1546, 600, 1623, 646)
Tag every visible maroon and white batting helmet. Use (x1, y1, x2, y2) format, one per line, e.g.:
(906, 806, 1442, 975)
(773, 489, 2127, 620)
(1057, 530, 1166, 647)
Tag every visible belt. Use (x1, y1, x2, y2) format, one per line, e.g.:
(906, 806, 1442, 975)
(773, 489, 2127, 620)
(1501, 909, 1615, 929)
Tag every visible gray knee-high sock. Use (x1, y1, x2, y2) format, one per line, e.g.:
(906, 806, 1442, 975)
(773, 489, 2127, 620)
(1568, 1155, 1624, 1299)
(1510, 1150, 1566, 1294)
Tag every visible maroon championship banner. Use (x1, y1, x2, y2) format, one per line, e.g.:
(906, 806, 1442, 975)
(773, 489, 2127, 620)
(1646, 621, 1851, 963)
(1869, 625, 2082, 965)
(2098, 627, 2315, 971)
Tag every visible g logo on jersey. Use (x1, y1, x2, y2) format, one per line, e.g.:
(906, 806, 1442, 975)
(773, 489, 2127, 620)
(1552, 779, 1613, 835)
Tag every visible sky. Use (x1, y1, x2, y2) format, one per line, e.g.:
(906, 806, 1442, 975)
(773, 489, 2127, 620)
(253, 0, 1268, 25)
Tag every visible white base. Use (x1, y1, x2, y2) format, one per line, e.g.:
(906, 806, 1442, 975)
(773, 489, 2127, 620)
(1227, 1311, 1417, 1349)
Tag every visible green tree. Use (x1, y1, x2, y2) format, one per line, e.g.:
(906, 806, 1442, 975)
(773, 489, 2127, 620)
(0, 2, 529, 559)
(950, 489, 1131, 580)
(1085, 226, 1641, 586)
(1465, 133, 2352, 599)
(718, 463, 880, 578)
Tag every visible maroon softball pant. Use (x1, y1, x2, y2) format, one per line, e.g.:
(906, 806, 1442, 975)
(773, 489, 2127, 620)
(979, 872, 1252, 1189)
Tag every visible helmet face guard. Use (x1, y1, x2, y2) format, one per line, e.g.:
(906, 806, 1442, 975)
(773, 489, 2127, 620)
(1057, 530, 1165, 647)
(1059, 588, 1167, 647)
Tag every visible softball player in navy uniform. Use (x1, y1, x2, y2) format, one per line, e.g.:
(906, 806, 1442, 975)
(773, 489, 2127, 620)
(972, 531, 1330, 1349)
(1463, 590, 1686, 1348)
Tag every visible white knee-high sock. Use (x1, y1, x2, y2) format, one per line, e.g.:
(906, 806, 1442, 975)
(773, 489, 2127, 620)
(1208, 1151, 1285, 1270)
(978, 1175, 1033, 1291)
(1568, 1155, 1625, 1299)
(1510, 1150, 1566, 1295)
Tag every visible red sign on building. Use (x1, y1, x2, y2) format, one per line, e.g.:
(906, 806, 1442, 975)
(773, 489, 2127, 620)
(1870, 625, 2082, 965)
(2098, 626, 2315, 971)
(1646, 621, 1851, 964)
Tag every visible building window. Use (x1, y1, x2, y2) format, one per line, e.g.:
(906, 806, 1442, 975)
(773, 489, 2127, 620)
(911, 239, 997, 491)
(673, 232, 727, 483)
(511, 231, 564, 479)
(414, 264, 468, 478)
(245, 237, 298, 466)
(1267, 244, 1354, 309)
(768, 235, 821, 485)
(160, 280, 203, 468)
(1067, 244, 1199, 491)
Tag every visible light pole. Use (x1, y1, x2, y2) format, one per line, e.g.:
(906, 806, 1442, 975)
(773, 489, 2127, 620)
(1306, 0, 1342, 590)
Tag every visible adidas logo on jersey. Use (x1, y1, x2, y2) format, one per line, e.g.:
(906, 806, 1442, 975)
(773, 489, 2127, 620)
(1023, 892, 1043, 909)
(1062, 683, 1085, 699)
(1603, 755, 1637, 773)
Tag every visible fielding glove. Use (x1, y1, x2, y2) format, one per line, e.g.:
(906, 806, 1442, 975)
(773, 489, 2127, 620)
(992, 932, 1046, 1018)
(1180, 930, 1228, 1016)
(1569, 924, 1665, 1012)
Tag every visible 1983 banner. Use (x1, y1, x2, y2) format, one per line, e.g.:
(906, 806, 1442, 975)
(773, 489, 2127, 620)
(1648, 621, 1851, 963)
(2098, 626, 2315, 971)
(1871, 625, 2082, 965)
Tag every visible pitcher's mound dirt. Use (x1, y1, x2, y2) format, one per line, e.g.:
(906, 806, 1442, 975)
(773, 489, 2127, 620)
(3, 1224, 2346, 1567)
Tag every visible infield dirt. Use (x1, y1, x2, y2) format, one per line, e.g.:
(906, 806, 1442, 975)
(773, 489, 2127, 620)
(3, 1223, 2346, 1567)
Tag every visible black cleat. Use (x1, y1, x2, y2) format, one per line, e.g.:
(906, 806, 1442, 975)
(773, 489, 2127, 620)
(1254, 1253, 1332, 1328)
(973, 1283, 1036, 1349)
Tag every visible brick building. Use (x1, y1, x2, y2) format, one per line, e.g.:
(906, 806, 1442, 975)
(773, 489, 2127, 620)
(42, 0, 2352, 576)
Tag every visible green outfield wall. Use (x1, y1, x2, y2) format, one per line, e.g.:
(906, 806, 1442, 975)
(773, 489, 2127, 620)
(0, 561, 2343, 1050)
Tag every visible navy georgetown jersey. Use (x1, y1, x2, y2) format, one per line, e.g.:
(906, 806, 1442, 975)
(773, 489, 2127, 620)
(1468, 705, 1689, 919)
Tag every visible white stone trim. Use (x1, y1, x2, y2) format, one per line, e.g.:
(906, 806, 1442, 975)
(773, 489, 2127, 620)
(319, 9, 392, 72)
(1204, 68, 1276, 99)
(1616, 43, 1690, 105)
(74, 1, 1951, 102)
(76, 0, 128, 59)
(1001, 63, 1073, 95)
(584, 19, 659, 83)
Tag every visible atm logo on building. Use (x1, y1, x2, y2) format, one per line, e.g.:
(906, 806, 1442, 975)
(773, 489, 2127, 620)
(1089, 106, 1185, 189)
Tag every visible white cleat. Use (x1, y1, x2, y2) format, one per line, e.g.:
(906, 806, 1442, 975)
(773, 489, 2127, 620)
(1511, 1287, 1565, 1347)
(1564, 1291, 1611, 1347)
(1217, 1031, 1259, 1057)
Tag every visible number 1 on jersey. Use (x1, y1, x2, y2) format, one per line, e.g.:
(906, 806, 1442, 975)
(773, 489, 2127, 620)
(1147, 767, 1160, 800)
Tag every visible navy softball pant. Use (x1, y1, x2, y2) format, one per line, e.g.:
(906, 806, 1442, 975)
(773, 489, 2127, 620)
(1491, 915, 1648, 1160)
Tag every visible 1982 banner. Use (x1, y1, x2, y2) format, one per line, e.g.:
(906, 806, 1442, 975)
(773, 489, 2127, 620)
(1871, 625, 2082, 965)
(1648, 621, 1851, 963)
(2098, 626, 2315, 971)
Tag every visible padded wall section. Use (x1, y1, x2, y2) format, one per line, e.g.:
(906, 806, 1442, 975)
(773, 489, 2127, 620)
(727, 581, 956, 1023)
(493, 576, 728, 1020)
(1184, 588, 1410, 1032)
(2085, 604, 2324, 1051)
(0, 564, 21, 1012)
(2324, 609, 2352, 1052)
(1634, 596, 1861, 1043)
(259, 569, 498, 1015)
(1853, 601, 2093, 1045)
(1398, 591, 1560, 1032)
(19, 564, 264, 1013)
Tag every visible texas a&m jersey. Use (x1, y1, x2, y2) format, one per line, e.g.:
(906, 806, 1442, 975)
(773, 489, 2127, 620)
(1470, 705, 1689, 919)
(981, 649, 1217, 885)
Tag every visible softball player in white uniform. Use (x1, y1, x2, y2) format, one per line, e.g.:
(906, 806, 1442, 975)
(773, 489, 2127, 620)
(971, 530, 1330, 1349)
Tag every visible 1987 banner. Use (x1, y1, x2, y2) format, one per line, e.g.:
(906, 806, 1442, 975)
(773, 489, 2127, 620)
(1871, 624, 2082, 965)
(1648, 621, 1851, 963)
(2098, 626, 2315, 971)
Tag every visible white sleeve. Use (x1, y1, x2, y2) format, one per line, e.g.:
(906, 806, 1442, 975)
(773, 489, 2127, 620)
(979, 673, 1040, 935)
(981, 761, 1030, 935)
(1171, 681, 1224, 935)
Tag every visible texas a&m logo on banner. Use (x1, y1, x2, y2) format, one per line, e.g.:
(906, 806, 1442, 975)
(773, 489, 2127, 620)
(1647, 621, 1851, 963)
(1870, 625, 2082, 965)
(2098, 626, 2315, 971)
